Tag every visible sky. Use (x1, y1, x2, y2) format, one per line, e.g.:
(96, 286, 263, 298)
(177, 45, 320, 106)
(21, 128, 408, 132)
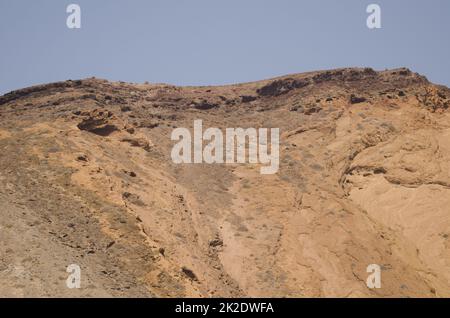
(1, 0, 449, 94)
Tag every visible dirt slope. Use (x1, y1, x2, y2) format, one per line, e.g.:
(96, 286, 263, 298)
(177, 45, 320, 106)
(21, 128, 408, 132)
(1, 67, 450, 297)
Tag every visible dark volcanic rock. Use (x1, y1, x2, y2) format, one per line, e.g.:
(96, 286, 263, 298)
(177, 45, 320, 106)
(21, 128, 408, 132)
(192, 99, 218, 110)
(77, 109, 120, 136)
(257, 78, 309, 97)
(241, 95, 258, 103)
(349, 94, 367, 104)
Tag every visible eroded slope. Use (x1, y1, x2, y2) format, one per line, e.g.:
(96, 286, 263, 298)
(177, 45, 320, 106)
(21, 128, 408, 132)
(1, 68, 450, 297)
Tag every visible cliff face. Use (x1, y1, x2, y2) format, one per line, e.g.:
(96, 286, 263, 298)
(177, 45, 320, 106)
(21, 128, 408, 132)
(1, 68, 450, 297)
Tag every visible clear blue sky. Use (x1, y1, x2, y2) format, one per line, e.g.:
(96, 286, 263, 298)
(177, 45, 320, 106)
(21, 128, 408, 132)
(1, 0, 449, 94)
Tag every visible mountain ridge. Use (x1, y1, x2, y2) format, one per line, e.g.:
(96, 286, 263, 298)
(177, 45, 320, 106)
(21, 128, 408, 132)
(1, 67, 450, 297)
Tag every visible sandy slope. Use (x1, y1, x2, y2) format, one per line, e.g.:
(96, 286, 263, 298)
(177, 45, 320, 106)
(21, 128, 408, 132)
(0, 68, 449, 297)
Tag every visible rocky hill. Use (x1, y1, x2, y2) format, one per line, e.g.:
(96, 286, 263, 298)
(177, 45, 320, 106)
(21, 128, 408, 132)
(1, 67, 450, 297)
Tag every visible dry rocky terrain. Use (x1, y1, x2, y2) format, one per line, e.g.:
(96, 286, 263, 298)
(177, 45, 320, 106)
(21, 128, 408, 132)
(1, 67, 450, 297)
